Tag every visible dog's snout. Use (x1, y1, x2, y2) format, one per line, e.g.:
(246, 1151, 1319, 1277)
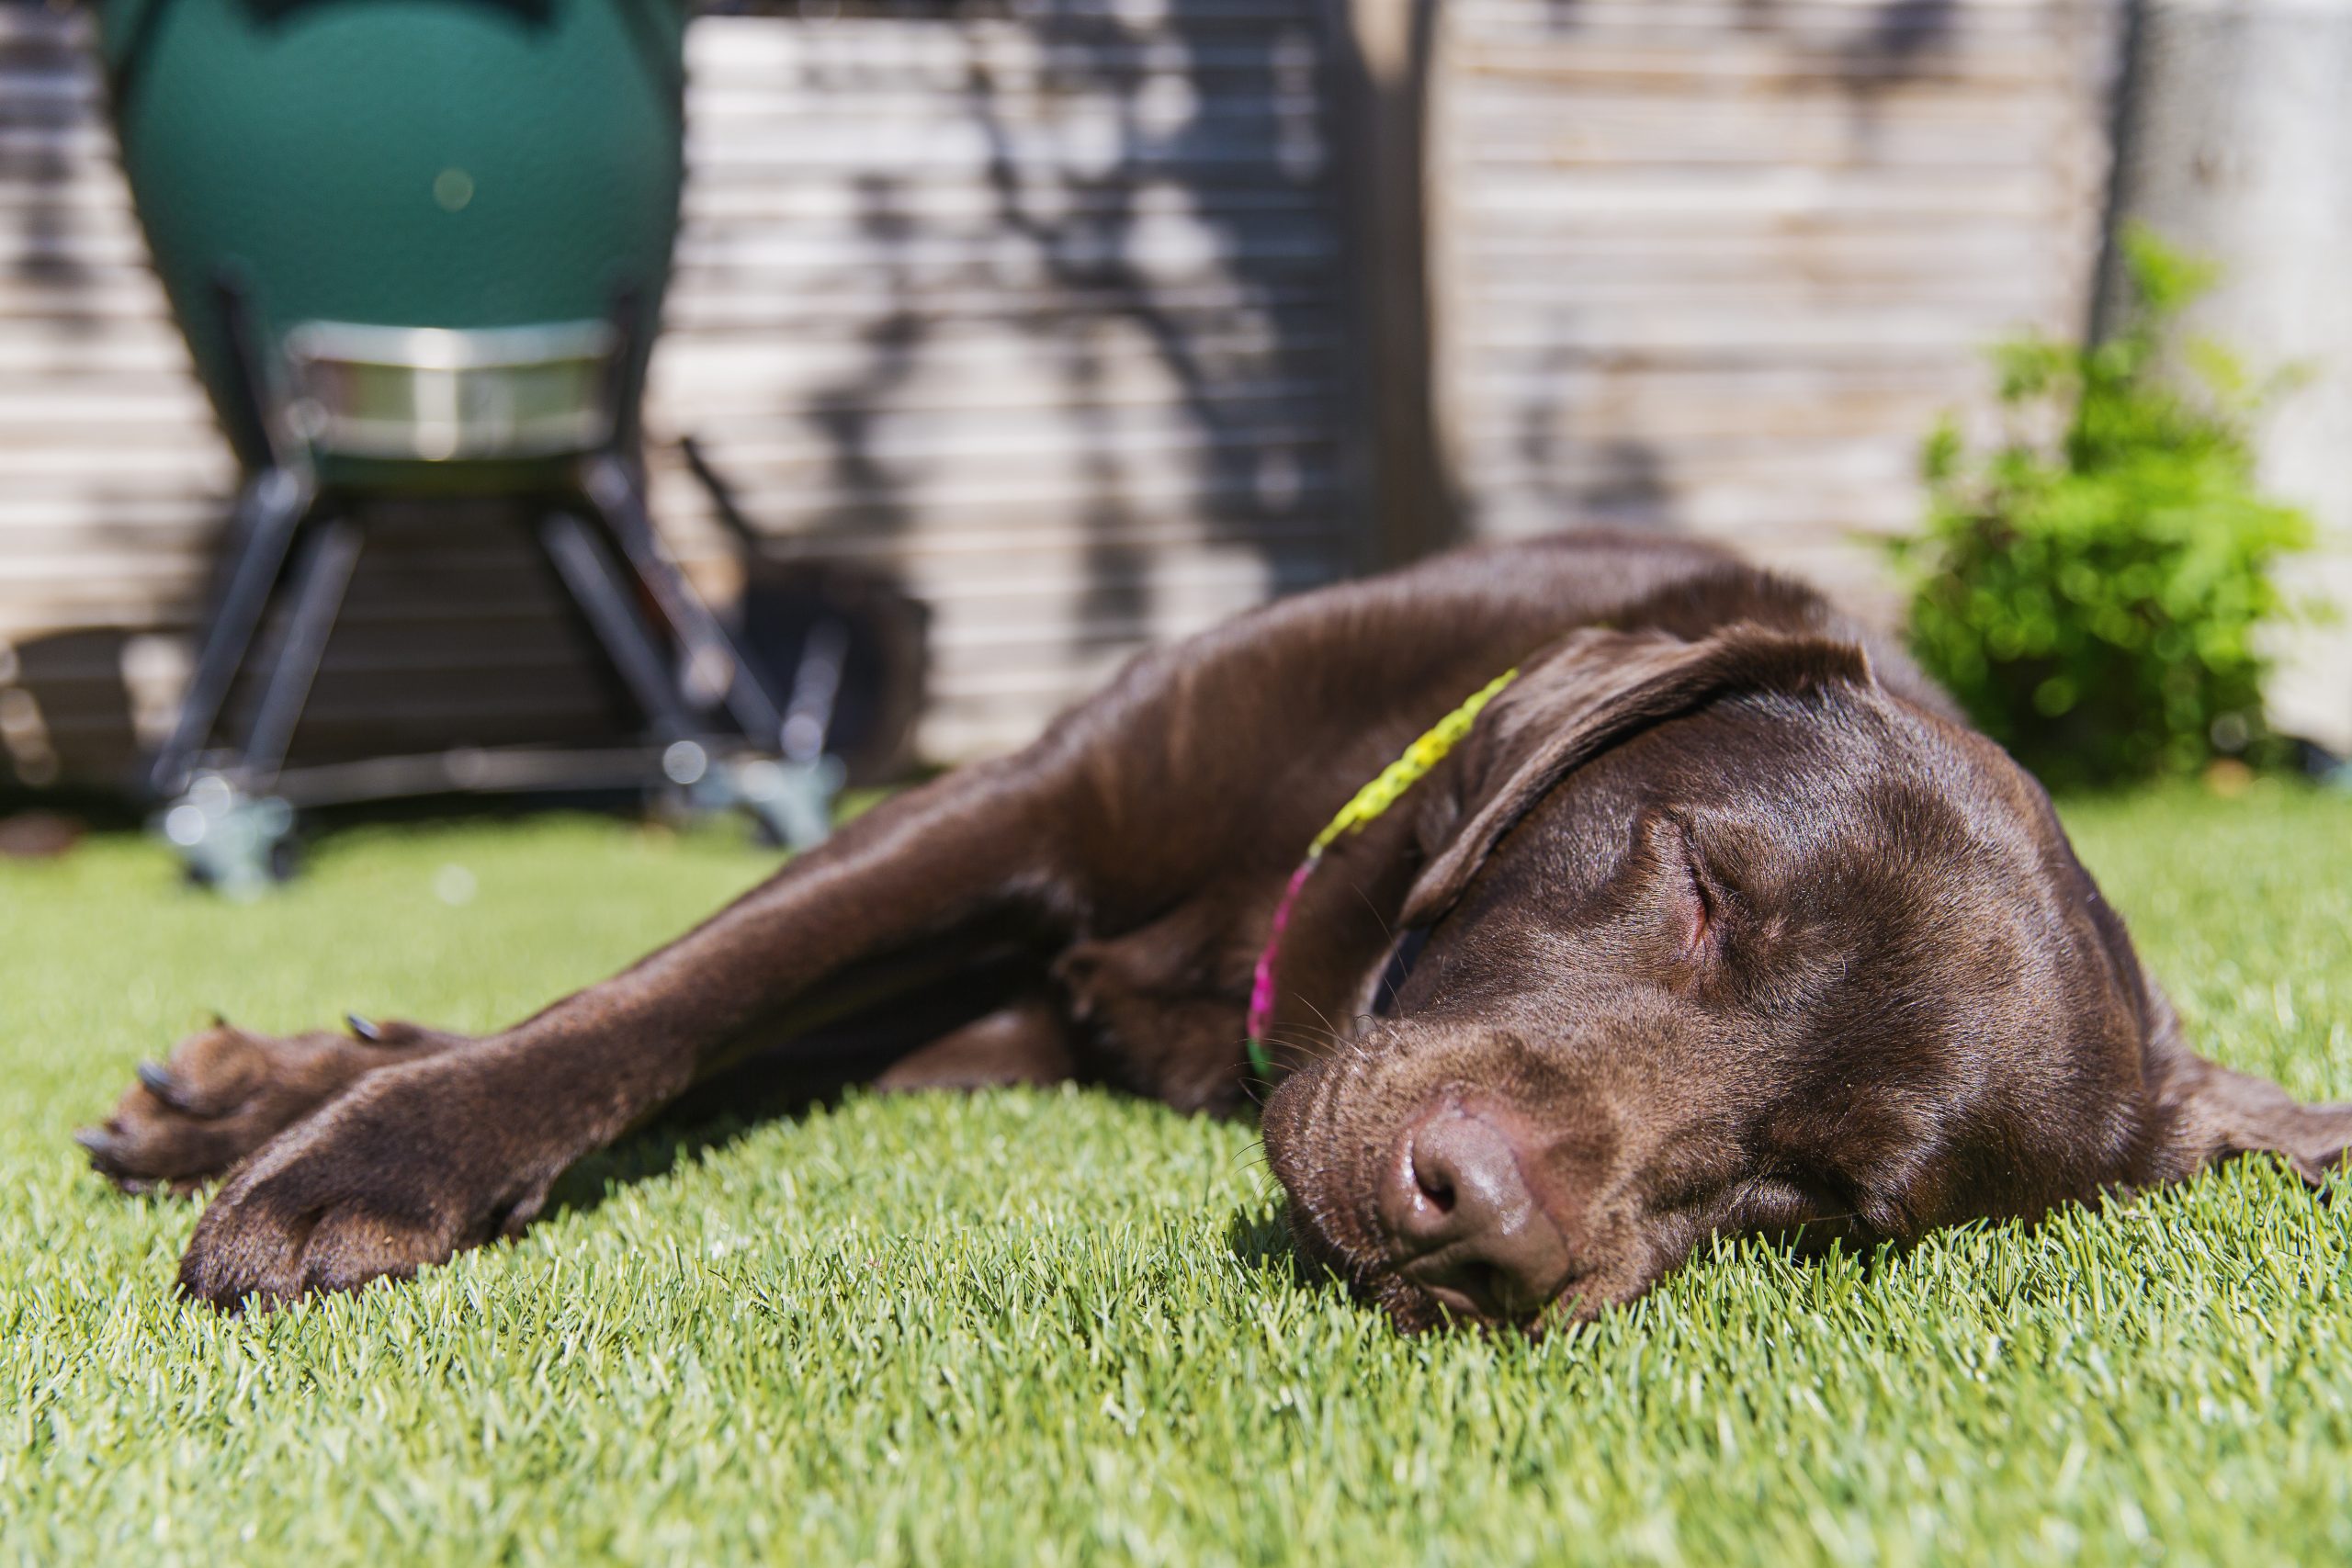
(1377, 1101, 1576, 1321)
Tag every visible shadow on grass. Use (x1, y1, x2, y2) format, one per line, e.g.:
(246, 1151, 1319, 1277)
(542, 1068, 862, 1223)
(1215, 1194, 1923, 1333)
(1223, 1197, 1353, 1305)
(540, 943, 1060, 1220)
(545, 1120, 760, 1221)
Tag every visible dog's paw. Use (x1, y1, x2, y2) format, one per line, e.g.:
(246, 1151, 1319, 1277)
(75, 1016, 457, 1194)
(175, 1056, 557, 1311)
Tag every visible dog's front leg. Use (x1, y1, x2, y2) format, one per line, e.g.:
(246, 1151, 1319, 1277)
(174, 751, 1090, 1309)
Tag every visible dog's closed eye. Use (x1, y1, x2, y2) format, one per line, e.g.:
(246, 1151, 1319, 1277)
(1635, 812, 1722, 961)
(1679, 840, 1717, 957)
(1663, 815, 1727, 961)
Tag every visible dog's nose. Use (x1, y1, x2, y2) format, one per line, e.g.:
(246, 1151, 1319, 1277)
(1378, 1101, 1575, 1321)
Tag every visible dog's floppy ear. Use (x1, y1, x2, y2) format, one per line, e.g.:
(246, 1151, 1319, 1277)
(1399, 623, 1871, 928)
(2156, 1052, 2352, 1188)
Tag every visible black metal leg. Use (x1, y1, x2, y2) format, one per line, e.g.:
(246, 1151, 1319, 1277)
(146, 467, 314, 799)
(681, 433, 848, 764)
(579, 453, 786, 748)
(537, 511, 698, 743)
(240, 516, 363, 786)
(209, 269, 293, 474)
(781, 617, 850, 763)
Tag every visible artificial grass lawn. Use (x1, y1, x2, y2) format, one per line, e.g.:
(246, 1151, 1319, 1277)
(5, 787, 2352, 1564)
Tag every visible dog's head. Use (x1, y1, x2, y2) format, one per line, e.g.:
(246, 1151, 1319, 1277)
(1261, 621, 2169, 1332)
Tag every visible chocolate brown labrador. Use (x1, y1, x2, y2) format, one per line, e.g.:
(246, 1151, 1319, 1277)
(78, 533, 2352, 1329)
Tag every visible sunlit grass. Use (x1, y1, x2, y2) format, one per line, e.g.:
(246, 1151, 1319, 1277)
(4, 786, 2351, 1563)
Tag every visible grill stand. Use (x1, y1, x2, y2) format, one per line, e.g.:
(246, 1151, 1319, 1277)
(145, 291, 842, 897)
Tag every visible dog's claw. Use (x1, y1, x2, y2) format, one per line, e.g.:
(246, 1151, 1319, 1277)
(75, 1125, 159, 1194)
(345, 1013, 381, 1043)
(136, 1061, 187, 1105)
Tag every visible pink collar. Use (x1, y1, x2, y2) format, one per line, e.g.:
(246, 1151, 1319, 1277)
(1244, 668, 1519, 1081)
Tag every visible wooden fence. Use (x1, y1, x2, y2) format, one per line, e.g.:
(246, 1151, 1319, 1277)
(0, 0, 2123, 788)
(1430, 0, 2123, 600)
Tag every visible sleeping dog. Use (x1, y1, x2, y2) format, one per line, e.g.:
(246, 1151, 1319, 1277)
(78, 533, 2352, 1329)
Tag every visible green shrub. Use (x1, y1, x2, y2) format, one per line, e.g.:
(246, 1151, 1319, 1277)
(1892, 228, 2313, 788)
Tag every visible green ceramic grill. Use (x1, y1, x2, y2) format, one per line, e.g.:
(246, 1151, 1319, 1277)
(91, 0, 840, 891)
(94, 0, 685, 481)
